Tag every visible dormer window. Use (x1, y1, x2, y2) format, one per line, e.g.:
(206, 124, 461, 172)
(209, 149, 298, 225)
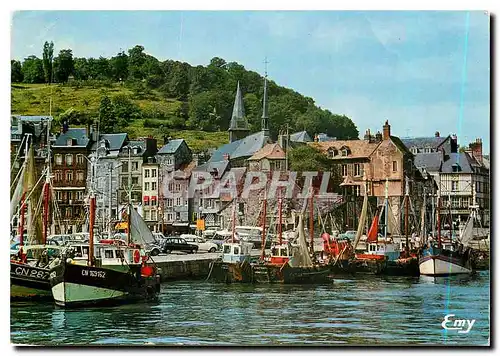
(452, 164, 461, 173)
(340, 146, 350, 157)
(327, 147, 338, 158)
(67, 138, 73, 146)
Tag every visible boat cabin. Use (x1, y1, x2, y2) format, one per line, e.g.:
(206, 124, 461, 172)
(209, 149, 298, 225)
(365, 241, 400, 261)
(221, 242, 253, 264)
(66, 243, 144, 266)
(269, 243, 292, 265)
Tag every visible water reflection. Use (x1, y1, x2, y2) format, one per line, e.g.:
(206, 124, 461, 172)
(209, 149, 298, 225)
(11, 271, 490, 346)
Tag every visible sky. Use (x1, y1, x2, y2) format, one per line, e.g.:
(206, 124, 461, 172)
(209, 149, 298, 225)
(10, 10, 490, 153)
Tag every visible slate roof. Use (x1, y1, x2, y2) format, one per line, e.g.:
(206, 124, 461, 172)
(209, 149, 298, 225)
(208, 131, 270, 162)
(390, 136, 412, 155)
(119, 140, 146, 157)
(157, 139, 185, 155)
(12, 115, 53, 122)
(229, 81, 248, 131)
(401, 136, 448, 150)
(413, 152, 443, 172)
(91, 133, 128, 151)
(441, 152, 475, 174)
(248, 143, 286, 161)
(290, 131, 312, 143)
(193, 160, 230, 178)
(53, 128, 90, 147)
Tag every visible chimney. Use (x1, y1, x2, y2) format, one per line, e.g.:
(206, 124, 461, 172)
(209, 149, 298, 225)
(364, 129, 372, 142)
(375, 131, 383, 142)
(469, 138, 483, 164)
(435, 131, 440, 138)
(62, 121, 69, 134)
(92, 122, 98, 142)
(164, 136, 170, 145)
(382, 120, 391, 140)
(145, 136, 157, 155)
(450, 134, 458, 154)
(193, 154, 199, 167)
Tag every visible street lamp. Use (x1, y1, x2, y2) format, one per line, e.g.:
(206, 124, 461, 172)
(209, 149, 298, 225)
(198, 206, 203, 236)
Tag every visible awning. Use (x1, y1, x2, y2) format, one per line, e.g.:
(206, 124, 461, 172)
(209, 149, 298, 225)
(173, 222, 189, 227)
(143, 196, 149, 202)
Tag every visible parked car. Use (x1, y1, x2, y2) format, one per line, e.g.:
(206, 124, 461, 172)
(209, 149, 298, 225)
(10, 240, 60, 257)
(161, 237, 198, 254)
(111, 233, 161, 256)
(180, 234, 218, 253)
(48, 234, 83, 246)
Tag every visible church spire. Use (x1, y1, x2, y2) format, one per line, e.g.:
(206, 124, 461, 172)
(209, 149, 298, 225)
(261, 58, 269, 137)
(228, 81, 249, 143)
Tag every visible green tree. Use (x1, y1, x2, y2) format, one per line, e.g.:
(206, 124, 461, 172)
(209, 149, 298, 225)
(42, 41, 54, 84)
(167, 62, 190, 100)
(110, 51, 129, 81)
(127, 45, 146, 80)
(11, 60, 23, 83)
(21, 55, 44, 83)
(53, 49, 74, 83)
(98, 95, 115, 133)
(73, 58, 89, 80)
(112, 94, 141, 128)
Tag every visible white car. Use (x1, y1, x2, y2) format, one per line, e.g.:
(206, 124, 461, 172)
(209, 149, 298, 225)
(180, 234, 218, 253)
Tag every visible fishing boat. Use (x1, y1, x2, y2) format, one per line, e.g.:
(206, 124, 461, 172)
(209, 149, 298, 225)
(206, 198, 255, 283)
(252, 191, 333, 284)
(49, 186, 160, 307)
(418, 192, 474, 276)
(10, 131, 60, 300)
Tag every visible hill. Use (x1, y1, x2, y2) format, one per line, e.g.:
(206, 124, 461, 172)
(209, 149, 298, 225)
(11, 44, 360, 152)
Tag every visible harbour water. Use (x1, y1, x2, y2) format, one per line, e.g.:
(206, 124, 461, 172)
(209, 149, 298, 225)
(11, 271, 490, 346)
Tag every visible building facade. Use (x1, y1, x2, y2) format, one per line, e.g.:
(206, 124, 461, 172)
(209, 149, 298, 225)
(142, 157, 160, 230)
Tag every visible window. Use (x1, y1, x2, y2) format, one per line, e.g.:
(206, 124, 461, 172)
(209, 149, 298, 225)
(392, 161, 398, 172)
(145, 169, 150, 178)
(65, 207, 72, 218)
(144, 198, 150, 206)
(175, 183, 181, 192)
(354, 186, 361, 196)
(132, 162, 139, 171)
(122, 165, 128, 173)
(145, 182, 150, 191)
(461, 197, 470, 208)
(176, 197, 182, 206)
(223, 245, 230, 254)
(145, 210, 150, 220)
(76, 171, 84, 181)
(341, 149, 348, 157)
(167, 213, 173, 221)
(151, 210, 157, 221)
(452, 197, 460, 208)
(168, 183, 174, 191)
(152, 182, 157, 191)
(451, 181, 459, 192)
(152, 169, 157, 178)
(56, 191, 63, 201)
(166, 157, 173, 165)
(77, 155, 85, 165)
(65, 171, 73, 182)
(67, 138, 73, 146)
(104, 250, 114, 259)
(354, 164, 362, 177)
(65, 154, 73, 166)
(233, 247, 240, 255)
(55, 170, 62, 181)
(166, 199, 173, 207)
(67, 192, 73, 201)
(55, 154, 63, 165)
(476, 181, 481, 193)
(76, 191, 84, 200)
(342, 164, 348, 177)
(132, 177, 139, 186)
(121, 177, 128, 188)
(152, 198, 157, 206)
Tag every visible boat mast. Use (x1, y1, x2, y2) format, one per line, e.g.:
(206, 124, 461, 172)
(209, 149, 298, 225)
(260, 190, 267, 260)
(278, 188, 283, 245)
(384, 178, 389, 244)
(88, 192, 96, 266)
(42, 120, 52, 244)
(231, 198, 236, 243)
(437, 190, 441, 248)
(18, 134, 31, 249)
(404, 176, 409, 256)
(309, 188, 314, 256)
(422, 187, 426, 245)
(127, 146, 132, 245)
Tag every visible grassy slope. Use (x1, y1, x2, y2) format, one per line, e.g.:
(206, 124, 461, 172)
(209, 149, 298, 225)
(11, 83, 228, 152)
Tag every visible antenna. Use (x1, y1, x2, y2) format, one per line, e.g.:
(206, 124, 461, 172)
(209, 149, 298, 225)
(264, 57, 269, 78)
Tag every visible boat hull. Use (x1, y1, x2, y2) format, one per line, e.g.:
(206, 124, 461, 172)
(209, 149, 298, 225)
(419, 255, 471, 276)
(49, 262, 160, 308)
(384, 257, 420, 276)
(253, 263, 333, 284)
(10, 261, 52, 300)
(206, 260, 254, 284)
(349, 258, 387, 275)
